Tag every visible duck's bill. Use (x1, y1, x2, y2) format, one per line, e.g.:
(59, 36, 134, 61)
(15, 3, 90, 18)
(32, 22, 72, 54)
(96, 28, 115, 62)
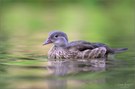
(43, 38, 52, 45)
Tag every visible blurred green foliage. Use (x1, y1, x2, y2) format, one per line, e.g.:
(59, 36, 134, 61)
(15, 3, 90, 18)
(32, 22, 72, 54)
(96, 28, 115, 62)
(0, 0, 134, 59)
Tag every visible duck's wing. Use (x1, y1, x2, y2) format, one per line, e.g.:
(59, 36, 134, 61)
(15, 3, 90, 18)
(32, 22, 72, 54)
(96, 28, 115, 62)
(67, 41, 94, 51)
(91, 43, 114, 54)
(67, 40, 113, 53)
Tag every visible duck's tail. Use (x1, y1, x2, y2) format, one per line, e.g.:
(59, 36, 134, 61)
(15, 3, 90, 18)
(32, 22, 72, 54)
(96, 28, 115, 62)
(112, 48, 128, 53)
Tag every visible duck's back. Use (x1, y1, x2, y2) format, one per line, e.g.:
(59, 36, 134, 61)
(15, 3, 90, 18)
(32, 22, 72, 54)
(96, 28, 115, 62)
(67, 40, 111, 52)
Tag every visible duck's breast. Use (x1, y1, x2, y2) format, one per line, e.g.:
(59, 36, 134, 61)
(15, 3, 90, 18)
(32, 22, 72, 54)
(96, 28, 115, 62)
(48, 47, 69, 59)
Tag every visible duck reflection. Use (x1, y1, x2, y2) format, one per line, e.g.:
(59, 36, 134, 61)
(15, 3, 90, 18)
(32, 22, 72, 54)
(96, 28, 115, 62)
(47, 58, 106, 76)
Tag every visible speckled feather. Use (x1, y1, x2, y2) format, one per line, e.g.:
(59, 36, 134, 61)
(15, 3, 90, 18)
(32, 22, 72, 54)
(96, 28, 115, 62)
(48, 41, 107, 59)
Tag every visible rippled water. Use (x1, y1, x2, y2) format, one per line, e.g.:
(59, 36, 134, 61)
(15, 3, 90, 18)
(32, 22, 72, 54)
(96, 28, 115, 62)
(0, 52, 135, 89)
(0, 34, 135, 89)
(0, 33, 135, 89)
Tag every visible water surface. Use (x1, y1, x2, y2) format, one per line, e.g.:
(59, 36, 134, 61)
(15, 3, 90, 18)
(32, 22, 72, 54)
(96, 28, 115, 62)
(0, 48, 135, 89)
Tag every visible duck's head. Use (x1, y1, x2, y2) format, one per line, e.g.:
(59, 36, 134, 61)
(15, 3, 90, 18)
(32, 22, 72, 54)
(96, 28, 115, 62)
(43, 31, 68, 47)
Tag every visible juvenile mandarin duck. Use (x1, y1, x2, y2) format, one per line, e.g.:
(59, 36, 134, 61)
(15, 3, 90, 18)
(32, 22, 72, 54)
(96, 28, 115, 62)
(43, 31, 127, 59)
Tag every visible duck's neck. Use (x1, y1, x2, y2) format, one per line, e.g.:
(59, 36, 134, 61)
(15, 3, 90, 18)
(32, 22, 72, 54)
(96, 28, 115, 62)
(54, 43, 68, 48)
(54, 37, 68, 48)
(54, 39, 68, 47)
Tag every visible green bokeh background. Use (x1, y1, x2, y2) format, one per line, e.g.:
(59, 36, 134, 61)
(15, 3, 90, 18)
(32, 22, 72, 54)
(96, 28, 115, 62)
(0, 0, 135, 89)
(0, 0, 134, 62)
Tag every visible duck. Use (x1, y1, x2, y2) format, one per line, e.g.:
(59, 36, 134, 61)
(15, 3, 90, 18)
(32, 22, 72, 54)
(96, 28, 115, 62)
(43, 31, 128, 59)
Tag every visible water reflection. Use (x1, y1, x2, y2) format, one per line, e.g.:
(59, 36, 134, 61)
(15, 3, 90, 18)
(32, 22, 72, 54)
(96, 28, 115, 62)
(47, 58, 106, 76)
(46, 58, 107, 89)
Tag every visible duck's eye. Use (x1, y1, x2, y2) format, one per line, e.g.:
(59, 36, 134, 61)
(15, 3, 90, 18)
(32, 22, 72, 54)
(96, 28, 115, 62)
(54, 35, 58, 38)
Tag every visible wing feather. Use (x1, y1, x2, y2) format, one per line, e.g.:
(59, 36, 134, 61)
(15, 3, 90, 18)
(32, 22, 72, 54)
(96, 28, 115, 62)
(67, 40, 114, 53)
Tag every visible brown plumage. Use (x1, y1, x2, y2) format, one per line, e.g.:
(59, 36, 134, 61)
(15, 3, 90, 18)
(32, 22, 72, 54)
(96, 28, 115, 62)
(43, 31, 128, 59)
